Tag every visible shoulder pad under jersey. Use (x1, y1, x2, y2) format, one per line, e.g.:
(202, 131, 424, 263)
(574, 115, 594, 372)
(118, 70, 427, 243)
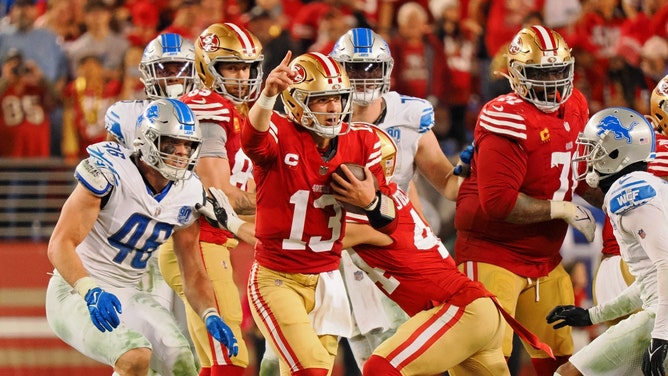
(478, 94, 528, 141)
(74, 157, 113, 197)
(383, 92, 434, 134)
(181, 89, 233, 124)
(104, 100, 148, 149)
(608, 176, 657, 215)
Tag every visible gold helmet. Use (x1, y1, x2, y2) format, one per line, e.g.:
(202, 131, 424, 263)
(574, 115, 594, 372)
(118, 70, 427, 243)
(368, 123, 397, 181)
(505, 25, 574, 113)
(651, 75, 668, 135)
(195, 23, 264, 103)
(281, 52, 353, 139)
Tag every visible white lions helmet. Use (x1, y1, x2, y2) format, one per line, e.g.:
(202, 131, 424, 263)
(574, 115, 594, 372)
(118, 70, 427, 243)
(139, 33, 197, 99)
(135, 98, 202, 181)
(573, 107, 656, 187)
(330, 27, 394, 106)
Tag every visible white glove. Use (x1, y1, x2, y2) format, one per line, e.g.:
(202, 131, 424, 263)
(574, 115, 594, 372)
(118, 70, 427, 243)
(550, 201, 596, 242)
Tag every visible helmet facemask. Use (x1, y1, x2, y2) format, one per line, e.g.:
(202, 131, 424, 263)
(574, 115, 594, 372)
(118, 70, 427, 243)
(207, 59, 264, 103)
(285, 90, 353, 139)
(345, 62, 392, 106)
(141, 60, 197, 99)
(508, 61, 574, 113)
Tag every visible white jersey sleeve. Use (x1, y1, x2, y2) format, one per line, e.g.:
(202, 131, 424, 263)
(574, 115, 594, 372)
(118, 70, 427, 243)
(104, 100, 150, 149)
(76, 141, 204, 288)
(606, 171, 668, 339)
(377, 91, 435, 191)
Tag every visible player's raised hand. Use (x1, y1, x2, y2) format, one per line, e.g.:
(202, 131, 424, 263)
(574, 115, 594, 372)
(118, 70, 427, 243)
(84, 287, 122, 332)
(263, 51, 295, 97)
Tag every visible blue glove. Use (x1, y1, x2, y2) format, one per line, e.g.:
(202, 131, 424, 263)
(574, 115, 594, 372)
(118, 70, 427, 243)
(84, 287, 122, 332)
(205, 314, 239, 357)
(643, 338, 668, 376)
(453, 143, 474, 177)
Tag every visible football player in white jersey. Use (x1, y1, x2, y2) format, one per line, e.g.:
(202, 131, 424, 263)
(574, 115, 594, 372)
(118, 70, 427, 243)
(104, 33, 198, 371)
(45, 98, 238, 376)
(105, 33, 197, 150)
(546, 107, 668, 376)
(326, 27, 471, 370)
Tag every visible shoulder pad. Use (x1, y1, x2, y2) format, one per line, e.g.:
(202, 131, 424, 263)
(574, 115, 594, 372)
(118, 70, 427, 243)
(74, 157, 113, 197)
(608, 178, 656, 215)
(104, 100, 147, 149)
(386, 92, 434, 134)
(478, 96, 527, 141)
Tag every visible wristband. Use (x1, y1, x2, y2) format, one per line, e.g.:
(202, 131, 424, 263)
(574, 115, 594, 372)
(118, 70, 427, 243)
(549, 200, 573, 220)
(226, 216, 246, 236)
(363, 193, 380, 211)
(201, 307, 219, 321)
(73, 276, 98, 298)
(255, 92, 277, 110)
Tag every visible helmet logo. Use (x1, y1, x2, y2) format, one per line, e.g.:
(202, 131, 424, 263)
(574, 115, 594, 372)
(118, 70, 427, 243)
(508, 36, 523, 55)
(658, 80, 668, 95)
(199, 33, 220, 52)
(547, 56, 557, 63)
(597, 115, 636, 143)
(146, 104, 159, 122)
(292, 64, 306, 84)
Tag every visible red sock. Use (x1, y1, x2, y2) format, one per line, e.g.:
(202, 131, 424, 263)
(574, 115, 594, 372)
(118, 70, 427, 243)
(198, 367, 211, 376)
(292, 368, 329, 376)
(363, 355, 402, 376)
(211, 364, 245, 376)
(531, 356, 569, 375)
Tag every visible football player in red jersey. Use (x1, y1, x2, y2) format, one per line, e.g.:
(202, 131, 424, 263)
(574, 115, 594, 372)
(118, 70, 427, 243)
(157, 23, 263, 376)
(453, 25, 601, 375)
(243, 51, 398, 376)
(339, 126, 552, 376)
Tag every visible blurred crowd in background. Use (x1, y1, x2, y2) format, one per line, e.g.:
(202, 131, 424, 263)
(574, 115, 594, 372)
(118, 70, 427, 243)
(1, 0, 666, 162)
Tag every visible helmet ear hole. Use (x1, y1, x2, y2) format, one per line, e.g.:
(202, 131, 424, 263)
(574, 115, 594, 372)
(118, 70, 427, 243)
(609, 149, 619, 160)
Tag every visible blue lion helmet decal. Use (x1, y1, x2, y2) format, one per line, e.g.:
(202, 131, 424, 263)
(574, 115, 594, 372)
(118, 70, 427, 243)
(596, 114, 637, 144)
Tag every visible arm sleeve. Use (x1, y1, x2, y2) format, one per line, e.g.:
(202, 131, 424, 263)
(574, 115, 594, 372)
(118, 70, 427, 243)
(240, 119, 277, 166)
(589, 282, 643, 324)
(199, 122, 229, 159)
(625, 203, 668, 340)
(476, 134, 527, 219)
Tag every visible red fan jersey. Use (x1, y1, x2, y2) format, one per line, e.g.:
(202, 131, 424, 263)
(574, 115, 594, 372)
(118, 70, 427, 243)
(181, 89, 247, 245)
(351, 186, 491, 317)
(455, 90, 590, 278)
(0, 84, 50, 157)
(242, 115, 390, 274)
